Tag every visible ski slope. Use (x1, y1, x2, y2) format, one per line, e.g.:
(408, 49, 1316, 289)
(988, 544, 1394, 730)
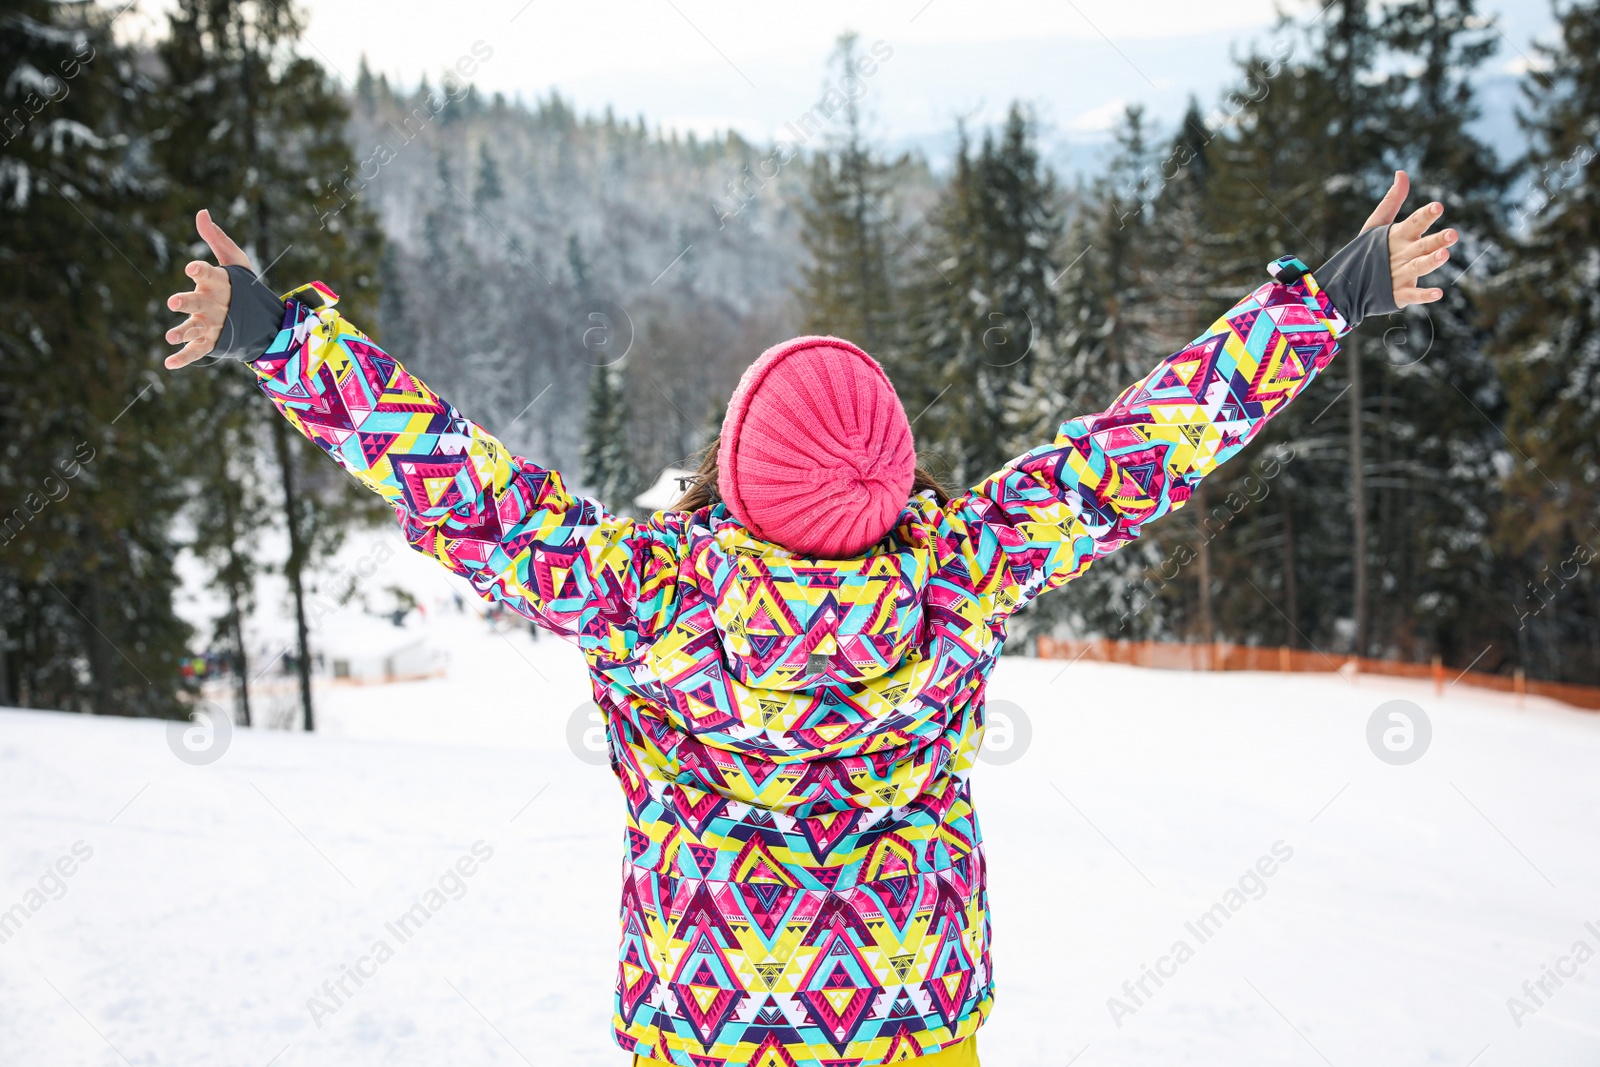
(3, 597, 1600, 1065)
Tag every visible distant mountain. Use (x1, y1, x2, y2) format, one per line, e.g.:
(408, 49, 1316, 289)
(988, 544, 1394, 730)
(341, 11, 1541, 498)
(344, 79, 935, 499)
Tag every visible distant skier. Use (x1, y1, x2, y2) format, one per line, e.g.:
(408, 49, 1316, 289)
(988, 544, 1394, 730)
(164, 173, 1453, 1066)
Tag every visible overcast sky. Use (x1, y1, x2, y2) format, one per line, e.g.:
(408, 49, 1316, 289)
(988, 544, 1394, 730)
(126, 0, 1557, 164)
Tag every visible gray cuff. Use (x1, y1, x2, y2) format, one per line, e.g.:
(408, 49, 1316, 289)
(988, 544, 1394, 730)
(1315, 225, 1399, 330)
(217, 264, 286, 361)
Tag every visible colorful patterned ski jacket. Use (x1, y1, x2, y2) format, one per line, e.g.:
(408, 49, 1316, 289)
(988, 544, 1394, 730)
(242, 256, 1351, 1065)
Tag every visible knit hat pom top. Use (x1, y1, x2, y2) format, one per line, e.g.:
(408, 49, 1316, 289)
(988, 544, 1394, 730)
(717, 336, 916, 559)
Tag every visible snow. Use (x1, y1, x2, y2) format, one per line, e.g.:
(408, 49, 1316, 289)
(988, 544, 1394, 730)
(4, 602, 1600, 1064)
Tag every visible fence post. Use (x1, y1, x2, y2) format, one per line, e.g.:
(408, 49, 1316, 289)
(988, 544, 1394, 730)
(1432, 654, 1443, 696)
(1515, 667, 1526, 709)
(1279, 645, 1290, 673)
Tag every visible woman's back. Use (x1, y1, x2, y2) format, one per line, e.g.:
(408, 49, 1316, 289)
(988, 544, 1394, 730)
(598, 499, 998, 1061)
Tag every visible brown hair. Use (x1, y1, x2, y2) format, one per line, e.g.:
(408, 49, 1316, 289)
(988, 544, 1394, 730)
(670, 435, 952, 512)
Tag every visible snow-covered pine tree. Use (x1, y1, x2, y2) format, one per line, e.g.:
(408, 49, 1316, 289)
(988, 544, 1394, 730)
(1150, 101, 1227, 647)
(1165, 0, 1515, 675)
(908, 104, 1063, 487)
(0, 0, 193, 715)
(1493, 0, 1600, 683)
(183, 375, 270, 726)
(582, 361, 633, 513)
(1358, 0, 1513, 668)
(1196, 1, 1393, 658)
(475, 140, 504, 206)
(796, 34, 907, 361)
(1010, 106, 1175, 644)
(154, 0, 385, 731)
(573, 236, 634, 512)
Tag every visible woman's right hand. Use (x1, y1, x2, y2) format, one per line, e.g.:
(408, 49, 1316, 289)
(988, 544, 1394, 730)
(164, 209, 255, 369)
(1357, 170, 1455, 308)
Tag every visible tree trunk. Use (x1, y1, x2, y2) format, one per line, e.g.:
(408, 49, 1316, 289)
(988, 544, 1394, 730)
(271, 417, 315, 732)
(1349, 336, 1367, 656)
(227, 579, 252, 728)
(1283, 494, 1298, 648)
(1379, 363, 1393, 654)
(1194, 482, 1214, 664)
(243, 33, 313, 731)
(217, 446, 252, 727)
(82, 573, 115, 715)
(17, 591, 36, 708)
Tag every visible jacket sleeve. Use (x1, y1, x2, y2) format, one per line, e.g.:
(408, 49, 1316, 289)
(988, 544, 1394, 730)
(243, 281, 680, 654)
(944, 255, 1351, 622)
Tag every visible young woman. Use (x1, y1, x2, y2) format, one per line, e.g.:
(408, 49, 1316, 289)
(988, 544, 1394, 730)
(165, 172, 1453, 1066)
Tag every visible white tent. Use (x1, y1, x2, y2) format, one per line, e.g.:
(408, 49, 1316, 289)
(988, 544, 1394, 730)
(634, 466, 691, 513)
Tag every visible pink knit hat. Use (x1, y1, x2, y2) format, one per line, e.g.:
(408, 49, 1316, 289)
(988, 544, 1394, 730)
(717, 336, 916, 558)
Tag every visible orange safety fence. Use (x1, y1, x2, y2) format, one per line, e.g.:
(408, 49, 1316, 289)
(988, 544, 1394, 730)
(1034, 636, 1600, 712)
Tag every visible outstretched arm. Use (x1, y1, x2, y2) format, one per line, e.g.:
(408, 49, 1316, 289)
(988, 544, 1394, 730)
(945, 173, 1455, 621)
(164, 211, 679, 649)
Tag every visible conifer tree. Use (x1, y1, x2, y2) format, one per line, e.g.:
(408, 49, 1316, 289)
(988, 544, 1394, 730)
(910, 104, 1062, 485)
(1199, 1, 1393, 656)
(355, 54, 377, 114)
(154, 0, 384, 730)
(1150, 0, 1513, 670)
(797, 33, 904, 357)
(1494, 0, 1600, 682)
(1011, 107, 1169, 642)
(1153, 102, 1225, 646)
(185, 384, 268, 725)
(573, 237, 633, 510)
(0, 1, 193, 715)
(475, 141, 504, 206)
(1359, 0, 1510, 665)
(583, 362, 632, 511)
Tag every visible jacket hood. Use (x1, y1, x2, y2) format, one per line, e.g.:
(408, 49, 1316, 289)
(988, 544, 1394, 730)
(695, 519, 932, 691)
(644, 503, 983, 793)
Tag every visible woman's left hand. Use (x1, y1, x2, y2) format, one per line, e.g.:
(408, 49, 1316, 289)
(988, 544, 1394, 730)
(164, 209, 254, 369)
(1359, 170, 1456, 308)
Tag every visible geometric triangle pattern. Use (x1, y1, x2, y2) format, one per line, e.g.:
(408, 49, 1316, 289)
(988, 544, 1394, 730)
(250, 260, 1347, 1065)
(959, 255, 1348, 614)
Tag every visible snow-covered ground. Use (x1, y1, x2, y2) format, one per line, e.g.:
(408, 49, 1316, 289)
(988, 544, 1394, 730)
(5, 543, 1600, 1065)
